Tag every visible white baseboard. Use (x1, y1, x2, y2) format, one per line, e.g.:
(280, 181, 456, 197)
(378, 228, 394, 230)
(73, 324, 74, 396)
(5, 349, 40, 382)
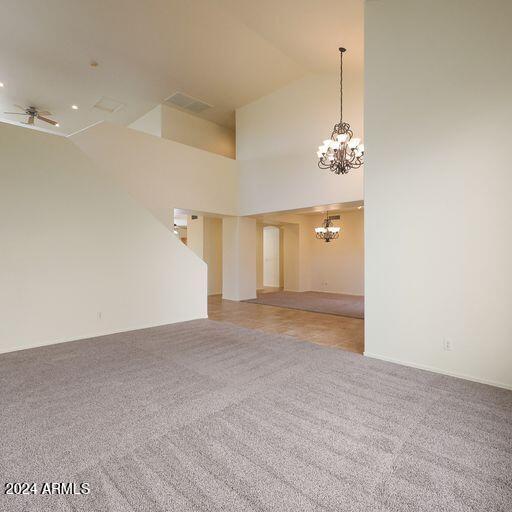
(310, 288, 364, 296)
(363, 352, 512, 391)
(0, 315, 209, 356)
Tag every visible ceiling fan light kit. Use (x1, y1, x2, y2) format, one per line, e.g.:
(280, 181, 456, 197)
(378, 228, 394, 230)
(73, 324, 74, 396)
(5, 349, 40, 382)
(3, 105, 59, 127)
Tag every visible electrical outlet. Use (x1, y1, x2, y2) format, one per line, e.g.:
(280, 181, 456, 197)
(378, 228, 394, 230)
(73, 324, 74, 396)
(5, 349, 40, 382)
(443, 338, 453, 351)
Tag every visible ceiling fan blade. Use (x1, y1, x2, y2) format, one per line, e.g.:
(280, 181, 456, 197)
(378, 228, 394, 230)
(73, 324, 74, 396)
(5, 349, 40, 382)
(14, 104, 27, 112)
(4, 112, 27, 115)
(27, 116, 35, 125)
(37, 110, 51, 116)
(36, 115, 58, 126)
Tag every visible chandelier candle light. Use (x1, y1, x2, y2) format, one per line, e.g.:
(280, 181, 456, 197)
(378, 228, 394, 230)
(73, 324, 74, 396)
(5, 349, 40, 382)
(315, 214, 341, 243)
(317, 48, 364, 175)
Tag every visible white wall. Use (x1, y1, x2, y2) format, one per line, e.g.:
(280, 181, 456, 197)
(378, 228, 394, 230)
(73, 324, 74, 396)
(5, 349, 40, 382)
(0, 122, 207, 354)
(203, 217, 223, 295)
(256, 223, 264, 290)
(162, 105, 235, 159)
(310, 210, 364, 295)
(365, 0, 512, 389)
(186, 215, 223, 295)
(236, 72, 364, 215)
(129, 105, 162, 138)
(282, 224, 300, 291)
(187, 215, 204, 258)
(263, 226, 280, 287)
(222, 217, 257, 301)
(279, 227, 284, 289)
(72, 122, 238, 228)
(128, 104, 235, 159)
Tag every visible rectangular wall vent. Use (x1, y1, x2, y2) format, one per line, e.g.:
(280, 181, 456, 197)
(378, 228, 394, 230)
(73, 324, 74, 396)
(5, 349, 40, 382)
(93, 96, 125, 113)
(164, 92, 213, 113)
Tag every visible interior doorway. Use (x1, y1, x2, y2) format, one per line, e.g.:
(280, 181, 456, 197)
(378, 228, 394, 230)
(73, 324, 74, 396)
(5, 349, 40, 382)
(263, 226, 280, 288)
(174, 208, 223, 296)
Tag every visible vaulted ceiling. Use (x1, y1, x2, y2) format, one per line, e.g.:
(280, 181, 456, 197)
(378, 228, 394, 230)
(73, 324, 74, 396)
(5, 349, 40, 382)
(0, 0, 363, 135)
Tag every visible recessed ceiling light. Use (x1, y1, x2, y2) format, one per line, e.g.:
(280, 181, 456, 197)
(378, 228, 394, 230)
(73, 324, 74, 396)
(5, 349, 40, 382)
(0, 82, 4, 87)
(55, 123, 60, 127)
(71, 105, 79, 110)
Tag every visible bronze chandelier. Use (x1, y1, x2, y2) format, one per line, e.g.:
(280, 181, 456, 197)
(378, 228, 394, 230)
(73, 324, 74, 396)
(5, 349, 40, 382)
(315, 214, 341, 242)
(317, 48, 364, 175)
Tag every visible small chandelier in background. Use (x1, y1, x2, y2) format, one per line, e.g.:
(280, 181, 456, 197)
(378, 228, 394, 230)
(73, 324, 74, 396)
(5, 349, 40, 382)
(317, 48, 364, 175)
(315, 214, 341, 243)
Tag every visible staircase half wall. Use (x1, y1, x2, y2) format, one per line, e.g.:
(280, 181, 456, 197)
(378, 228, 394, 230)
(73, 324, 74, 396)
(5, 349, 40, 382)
(71, 122, 238, 228)
(0, 122, 207, 354)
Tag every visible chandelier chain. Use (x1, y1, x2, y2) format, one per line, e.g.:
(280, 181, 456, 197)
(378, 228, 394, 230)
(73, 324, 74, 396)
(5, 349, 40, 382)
(340, 49, 343, 122)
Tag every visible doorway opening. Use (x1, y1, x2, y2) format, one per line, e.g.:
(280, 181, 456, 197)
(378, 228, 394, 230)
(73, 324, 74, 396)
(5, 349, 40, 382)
(174, 208, 223, 296)
(263, 226, 281, 290)
(247, 202, 364, 353)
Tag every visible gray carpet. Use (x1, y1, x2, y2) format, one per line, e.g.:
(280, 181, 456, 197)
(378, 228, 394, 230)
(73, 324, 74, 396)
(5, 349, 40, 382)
(246, 291, 364, 319)
(0, 320, 511, 511)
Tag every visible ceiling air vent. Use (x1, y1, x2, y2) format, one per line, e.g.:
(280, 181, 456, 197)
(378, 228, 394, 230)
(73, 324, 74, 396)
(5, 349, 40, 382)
(93, 96, 125, 113)
(164, 92, 212, 113)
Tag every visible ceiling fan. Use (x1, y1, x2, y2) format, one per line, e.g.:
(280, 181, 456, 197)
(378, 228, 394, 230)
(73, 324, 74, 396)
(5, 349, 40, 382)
(3, 105, 59, 126)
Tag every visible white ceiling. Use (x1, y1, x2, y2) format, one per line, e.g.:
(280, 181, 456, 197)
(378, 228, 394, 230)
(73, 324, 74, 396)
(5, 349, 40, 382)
(0, 0, 363, 136)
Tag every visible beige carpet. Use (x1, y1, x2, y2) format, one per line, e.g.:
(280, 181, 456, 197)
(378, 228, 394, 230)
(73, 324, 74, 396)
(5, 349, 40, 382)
(246, 290, 364, 318)
(1, 319, 510, 511)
